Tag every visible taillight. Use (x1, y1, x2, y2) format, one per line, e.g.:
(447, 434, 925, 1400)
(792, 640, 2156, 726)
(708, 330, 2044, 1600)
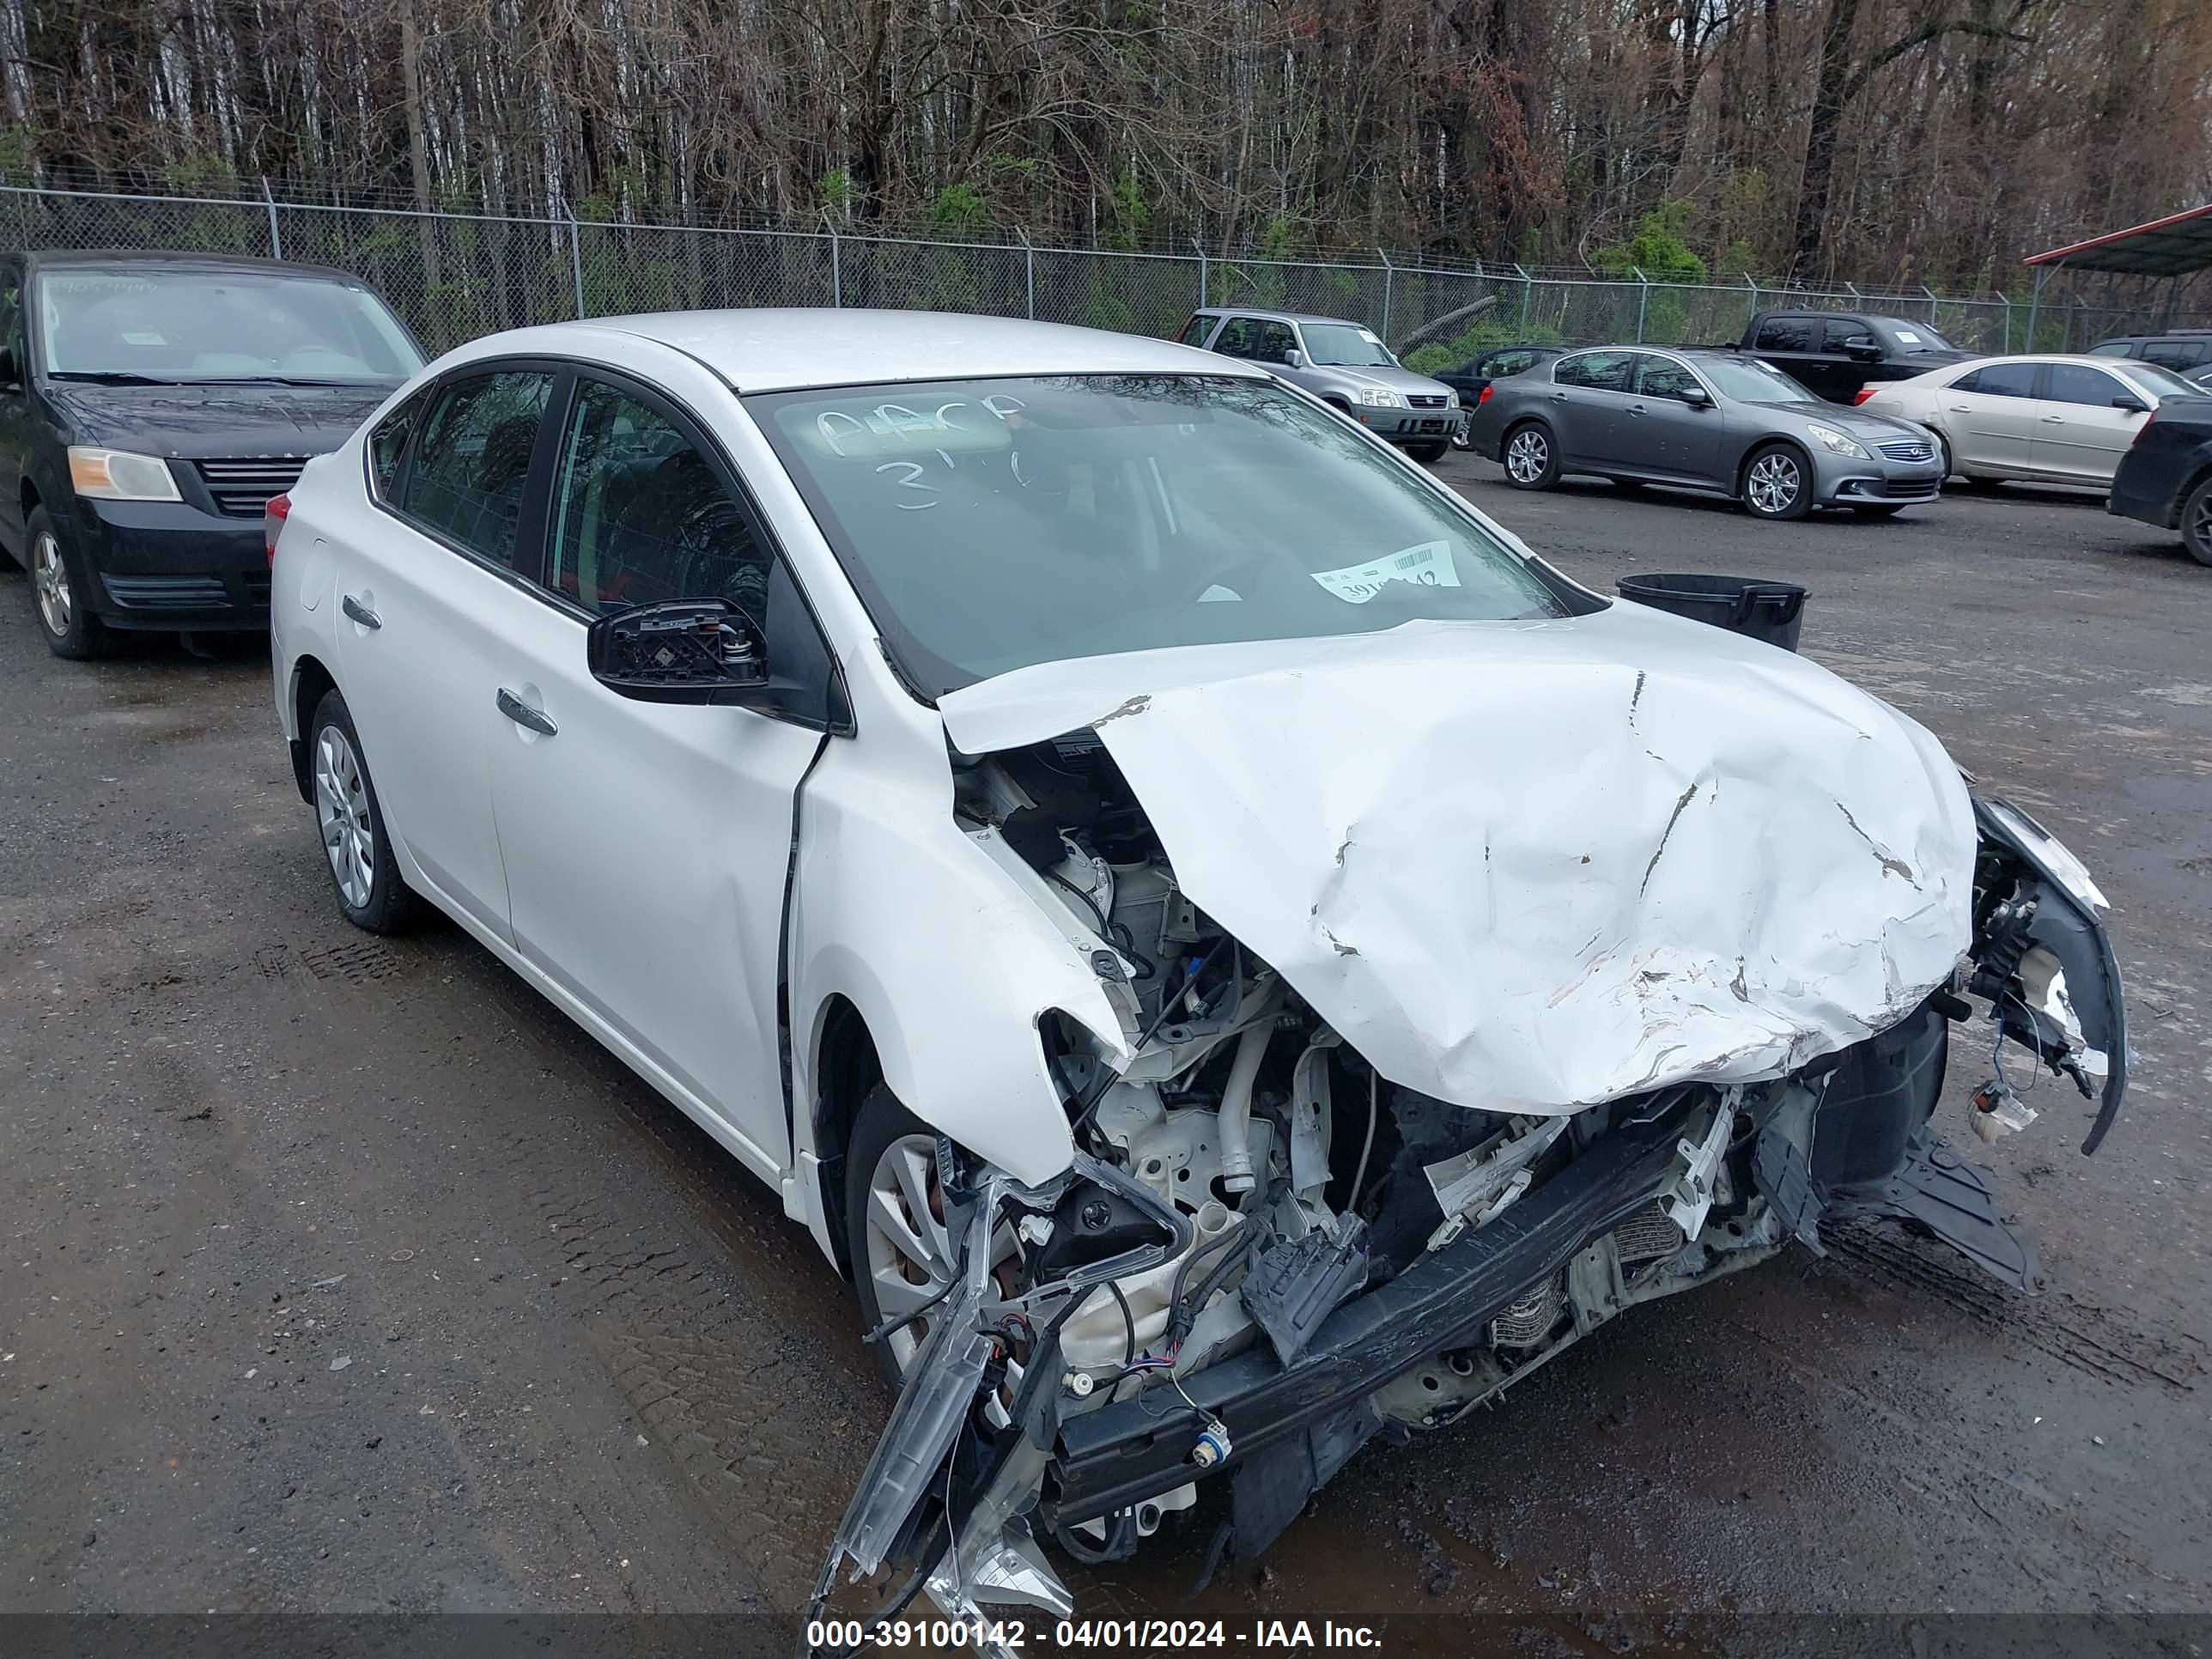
(1477, 384, 1493, 406)
(1851, 388, 1876, 405)
(264, 492, 291, 567)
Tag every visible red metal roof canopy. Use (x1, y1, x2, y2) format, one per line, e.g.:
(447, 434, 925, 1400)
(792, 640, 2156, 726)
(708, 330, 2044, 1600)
(2025, 203, 2212, 276)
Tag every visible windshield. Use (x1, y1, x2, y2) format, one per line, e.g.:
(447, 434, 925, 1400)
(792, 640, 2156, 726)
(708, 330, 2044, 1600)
(1883, 321, 1956, 353)
(2113, 362, 2203, 401)
(1699, 356, 1819, 404)
(37, 266, 424, 384)
(751, 374, 1580, 695)
(1299, 323, 1396, 368)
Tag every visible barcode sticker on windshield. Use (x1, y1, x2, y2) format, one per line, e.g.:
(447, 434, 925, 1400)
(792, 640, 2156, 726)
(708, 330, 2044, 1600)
(1310, 540, 1459, 604)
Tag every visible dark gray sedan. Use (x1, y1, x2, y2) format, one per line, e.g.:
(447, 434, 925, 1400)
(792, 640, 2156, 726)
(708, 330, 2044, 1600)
(1465, 346, 1946, 520)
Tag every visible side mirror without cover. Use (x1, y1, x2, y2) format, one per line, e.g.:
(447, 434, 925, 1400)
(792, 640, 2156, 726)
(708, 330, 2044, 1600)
(587, 598, 769, 705)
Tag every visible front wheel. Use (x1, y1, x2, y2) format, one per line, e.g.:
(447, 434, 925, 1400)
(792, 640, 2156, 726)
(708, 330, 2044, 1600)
(1741, 443, 1813, 520)
(1501, 422, 1560, 490)
(27, 507, 108, 660)
(845, 1084, 1027, 1423)
(1449, 419, 1473, 451)
(307, 690, 420, 934)
(1405, 440, 1449, 464)
(2183, 476, 2212, 567)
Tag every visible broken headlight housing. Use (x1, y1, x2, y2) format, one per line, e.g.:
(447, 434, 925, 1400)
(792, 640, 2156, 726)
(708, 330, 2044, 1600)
(1978, 797, 2109, 911)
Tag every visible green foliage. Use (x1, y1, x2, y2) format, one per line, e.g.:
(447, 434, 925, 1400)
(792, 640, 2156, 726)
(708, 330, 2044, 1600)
(817, 169, 855, 214)
(1105, 168, 1150, 252)
(1402, 316, 1565, 374)
(927, 182, 989, 234)
(1592, 199, 1707, 283)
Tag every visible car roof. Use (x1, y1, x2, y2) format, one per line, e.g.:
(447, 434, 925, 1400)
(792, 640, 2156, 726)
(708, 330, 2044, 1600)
(15, 248, 371, 284)
(1193, 307, 1370, 328)
(1939, 353, 2173, 370)
(489, 308, 1270, 393)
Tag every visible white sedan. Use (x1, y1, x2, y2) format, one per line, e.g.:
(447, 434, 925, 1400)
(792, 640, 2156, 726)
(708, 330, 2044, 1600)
(266, 309, 2125, 1638)
(1857, 352, 2203, 487)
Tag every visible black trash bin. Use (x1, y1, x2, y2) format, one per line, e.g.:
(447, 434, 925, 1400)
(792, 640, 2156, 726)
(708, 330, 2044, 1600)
(1615, 573, 1808, 652)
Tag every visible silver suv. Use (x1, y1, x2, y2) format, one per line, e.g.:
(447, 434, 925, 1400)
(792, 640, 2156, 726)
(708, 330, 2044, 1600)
(1179, 307, 1462, 460)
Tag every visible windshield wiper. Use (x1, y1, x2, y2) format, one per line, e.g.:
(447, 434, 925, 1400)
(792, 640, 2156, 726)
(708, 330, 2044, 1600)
(46, 369, 180, 386)
(186, 375, 384, 387)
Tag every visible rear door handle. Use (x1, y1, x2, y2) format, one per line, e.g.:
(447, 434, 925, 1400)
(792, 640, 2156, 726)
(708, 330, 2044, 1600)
(2039, 415, 2067, 424)
(341, 593, 380, 630)
(1551, 391, 1569, 402)
(496, 688, 558, 737)
(1626, 403, 1645, 416)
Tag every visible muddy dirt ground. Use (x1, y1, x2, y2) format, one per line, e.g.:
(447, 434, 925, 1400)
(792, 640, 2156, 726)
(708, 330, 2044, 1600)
(3, 464, 2207, 1650)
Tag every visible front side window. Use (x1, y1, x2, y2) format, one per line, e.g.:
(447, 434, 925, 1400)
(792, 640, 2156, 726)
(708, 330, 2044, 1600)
(34, 265, 423, 385)
(1554, 351, 1634, 391)
(1822, 317, 1871, 354)
(1251, 321, 1297, 363)
(1299, 323, 1395, 368)
(1633, 356, 1705, 400)
(2042, 364, 2128, 408)
(547, 379, 769, 624)
(750, 374, 1583, 694)
(1212, 318, 1265, 359)
(396, 371, 553, 566)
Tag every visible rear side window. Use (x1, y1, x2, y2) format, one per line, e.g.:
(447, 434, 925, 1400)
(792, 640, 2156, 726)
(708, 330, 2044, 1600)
(367, 388, 430, 501)
(1956, 362, 2037, 398)
(1754, 316, 1819, 352)
(1554, 350, 1633, 391)
(396, 370, 554, 566)
(2141, 339, 2209, 369)
(1484, 349, 1537, 378)
(1177, 315, 1214, 348)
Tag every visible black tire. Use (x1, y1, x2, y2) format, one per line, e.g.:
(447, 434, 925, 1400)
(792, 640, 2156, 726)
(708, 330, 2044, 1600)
(2180, 475, 2212, 567)
(1741, 441, 1814, 521)
(1935, 434, 1957, 481)
(1405, 440, 1449, 463)
(844, 1083, 944, 1389)
(306, 689, 421, 934)
(1850, 504, 1907, 519)
(1500, 422, 1561, 490)
(26, 506, 109, 660)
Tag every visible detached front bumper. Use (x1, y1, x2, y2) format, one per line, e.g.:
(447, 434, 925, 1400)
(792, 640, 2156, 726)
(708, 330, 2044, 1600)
(63, 496, 270, 631)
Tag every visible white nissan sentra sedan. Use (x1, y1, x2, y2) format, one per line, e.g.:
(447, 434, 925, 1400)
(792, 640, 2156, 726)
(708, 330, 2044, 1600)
(268, 310, 2125, 1637)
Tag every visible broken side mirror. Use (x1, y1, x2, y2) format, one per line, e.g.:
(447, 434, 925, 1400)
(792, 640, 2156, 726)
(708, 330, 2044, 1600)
(586, 597, 769, 705)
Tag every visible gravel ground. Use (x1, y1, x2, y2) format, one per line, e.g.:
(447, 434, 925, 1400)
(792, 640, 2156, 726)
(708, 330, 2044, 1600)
(2, 460, 2207, 1648)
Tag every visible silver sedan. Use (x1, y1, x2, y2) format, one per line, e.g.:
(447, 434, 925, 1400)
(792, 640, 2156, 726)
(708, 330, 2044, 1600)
(1466, 346, 1947, 520)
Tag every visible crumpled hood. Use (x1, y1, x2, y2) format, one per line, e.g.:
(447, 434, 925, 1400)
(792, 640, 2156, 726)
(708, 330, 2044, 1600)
(939, 603, 1978, 1114)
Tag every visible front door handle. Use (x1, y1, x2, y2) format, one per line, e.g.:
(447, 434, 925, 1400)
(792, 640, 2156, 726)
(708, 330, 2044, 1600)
(341, 593, 380, 630)
(1551, 391, 1569, 402)
(2039, 415, 2067, 424)
(496, 688, 558, 738)
(1626, 404, 1645, 416)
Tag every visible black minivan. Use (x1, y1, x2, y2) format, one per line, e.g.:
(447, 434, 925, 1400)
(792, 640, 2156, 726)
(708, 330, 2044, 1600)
(0, 251, 424, 657)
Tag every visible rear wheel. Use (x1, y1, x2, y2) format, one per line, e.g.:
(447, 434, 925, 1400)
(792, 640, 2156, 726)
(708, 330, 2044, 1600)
(1741, 443, 1813, 520)
(2183, 476, 2212, 567)
(27, 507, 108, 660)
(1405, 440, 1449, 463)
(307, 690, 421, 934)
(1501, 422, 1560, 490)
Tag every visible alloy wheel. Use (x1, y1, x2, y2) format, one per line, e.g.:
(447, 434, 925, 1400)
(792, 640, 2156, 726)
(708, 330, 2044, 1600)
(1747, 452, 1802, 515)
(313, 726, 377, 909)
(1505, 429, 1548, 483)
(862, 1131, 1026, 1425)
(31, 531, 71, 637)
(2185, 485, 2212, 563)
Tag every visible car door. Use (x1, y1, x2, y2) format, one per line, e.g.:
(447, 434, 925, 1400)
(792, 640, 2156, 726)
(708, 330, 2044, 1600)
(1546, 349, 1638, 465)
(2029, 362, 2150, 484)
(1938, 362, 2040, 474)
(337, 364, 558, 942)
(0, 262, 31, 559)
(483, 367, 830, 1176)
(1626, 354, 1729, 484)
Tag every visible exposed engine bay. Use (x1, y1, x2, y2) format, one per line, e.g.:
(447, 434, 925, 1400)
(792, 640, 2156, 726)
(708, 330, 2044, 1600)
(805, 719, 2126, 1656)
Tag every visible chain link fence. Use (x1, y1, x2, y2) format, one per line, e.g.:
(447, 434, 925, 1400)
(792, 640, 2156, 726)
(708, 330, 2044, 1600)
(0, 180, 2179, 362)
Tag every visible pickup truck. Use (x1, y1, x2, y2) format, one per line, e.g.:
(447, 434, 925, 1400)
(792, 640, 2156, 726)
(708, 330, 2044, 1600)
(1738, 310, 1970, 405)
